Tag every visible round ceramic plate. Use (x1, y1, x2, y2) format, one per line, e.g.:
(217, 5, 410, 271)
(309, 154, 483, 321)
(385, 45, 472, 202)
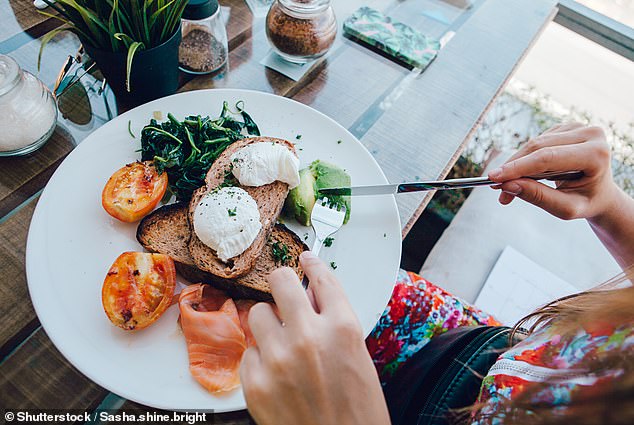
(26, 89, 401, 412)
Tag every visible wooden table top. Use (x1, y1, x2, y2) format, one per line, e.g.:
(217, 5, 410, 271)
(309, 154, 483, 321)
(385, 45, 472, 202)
(0, 0, 557, 421)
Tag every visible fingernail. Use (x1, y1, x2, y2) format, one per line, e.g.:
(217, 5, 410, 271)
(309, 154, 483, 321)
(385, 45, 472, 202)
(489, 168, 503, 179)
(268, 266, 296, 282)
(503, 182, 522, 196)
(300, 251, 316, 261)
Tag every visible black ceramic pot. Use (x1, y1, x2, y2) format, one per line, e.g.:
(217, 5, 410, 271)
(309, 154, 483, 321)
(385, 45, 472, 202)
(83, 26, 182, 108)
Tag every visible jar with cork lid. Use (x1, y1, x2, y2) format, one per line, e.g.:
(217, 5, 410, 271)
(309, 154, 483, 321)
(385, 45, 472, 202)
(266, 0, 337, 63)
(179, 0, 228, 75)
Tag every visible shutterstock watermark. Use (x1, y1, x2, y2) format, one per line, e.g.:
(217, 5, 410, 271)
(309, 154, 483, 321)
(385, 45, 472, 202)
(3, 409, 210, 424)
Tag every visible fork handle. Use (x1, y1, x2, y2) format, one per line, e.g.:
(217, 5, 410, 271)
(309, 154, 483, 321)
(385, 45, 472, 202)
(311, 237, 325, 257)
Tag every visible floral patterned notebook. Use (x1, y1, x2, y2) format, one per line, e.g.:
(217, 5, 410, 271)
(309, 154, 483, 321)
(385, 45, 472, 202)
(343, 7, 441, 70)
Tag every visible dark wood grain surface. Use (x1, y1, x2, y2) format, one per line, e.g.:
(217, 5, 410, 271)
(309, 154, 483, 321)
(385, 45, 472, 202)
(0, 0, 558, 421)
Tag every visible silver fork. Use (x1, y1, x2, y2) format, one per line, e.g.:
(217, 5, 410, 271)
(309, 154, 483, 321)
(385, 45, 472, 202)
(310, 198, 347, 256)
(302, 198, 346, 288)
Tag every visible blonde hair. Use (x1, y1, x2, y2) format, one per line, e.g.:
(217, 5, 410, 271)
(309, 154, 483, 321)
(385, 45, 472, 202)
(470, 266, 634, 425)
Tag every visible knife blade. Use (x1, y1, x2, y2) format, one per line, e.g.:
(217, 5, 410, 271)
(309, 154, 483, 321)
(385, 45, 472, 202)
(318, 170, 584, 197)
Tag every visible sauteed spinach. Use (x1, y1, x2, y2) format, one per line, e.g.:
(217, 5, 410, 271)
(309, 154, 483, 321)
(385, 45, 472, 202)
(140, 101, 260, 201)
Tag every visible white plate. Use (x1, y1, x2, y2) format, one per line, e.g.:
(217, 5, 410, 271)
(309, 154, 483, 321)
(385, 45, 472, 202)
(26, 89, 401, 412)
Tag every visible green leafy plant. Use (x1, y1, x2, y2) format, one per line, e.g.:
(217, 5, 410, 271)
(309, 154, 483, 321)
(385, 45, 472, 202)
(38, 0, 188, 91)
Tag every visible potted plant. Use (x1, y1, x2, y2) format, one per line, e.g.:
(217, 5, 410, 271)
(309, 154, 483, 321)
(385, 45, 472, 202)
(39, 0, 187, 107)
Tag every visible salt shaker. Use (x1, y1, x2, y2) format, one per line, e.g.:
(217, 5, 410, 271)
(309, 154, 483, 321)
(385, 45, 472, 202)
(266, 0, 337, 63)
(0, 54, 57, 157)
(179, 0, 229, 75)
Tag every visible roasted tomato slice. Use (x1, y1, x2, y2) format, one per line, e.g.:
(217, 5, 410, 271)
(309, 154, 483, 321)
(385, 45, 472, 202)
(102, 161, 168, 223)
(102, 252, 176, 330)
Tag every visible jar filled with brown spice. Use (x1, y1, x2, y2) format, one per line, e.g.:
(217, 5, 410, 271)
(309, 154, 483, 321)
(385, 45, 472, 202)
(266, 0, 337, 63)
(179, 0, 228, 75)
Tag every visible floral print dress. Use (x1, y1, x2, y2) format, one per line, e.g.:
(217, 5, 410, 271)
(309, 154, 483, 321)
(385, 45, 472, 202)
(367, 270, 632, 421)
(366, 270, 500, 383)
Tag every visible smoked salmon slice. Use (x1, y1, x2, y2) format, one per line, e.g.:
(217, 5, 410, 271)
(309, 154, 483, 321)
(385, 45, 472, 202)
(235, 299, 257, 347)
(179, 284, 247, 393)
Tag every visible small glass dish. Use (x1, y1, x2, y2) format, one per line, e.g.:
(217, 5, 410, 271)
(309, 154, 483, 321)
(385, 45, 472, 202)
(0, 55, 58, 157)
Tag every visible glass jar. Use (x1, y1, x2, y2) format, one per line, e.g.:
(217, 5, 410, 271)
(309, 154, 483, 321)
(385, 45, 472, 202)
(179, 0, 229, 75)
(266, 0, 337, 63)
(0, 55, 57, 157)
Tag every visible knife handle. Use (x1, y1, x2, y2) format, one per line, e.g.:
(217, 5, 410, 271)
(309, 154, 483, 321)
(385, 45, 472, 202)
(397, 170, 584, 192)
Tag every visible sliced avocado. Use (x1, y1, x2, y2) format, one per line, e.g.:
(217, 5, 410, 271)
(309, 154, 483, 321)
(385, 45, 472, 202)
(284, 160, 352, 226)
(310, 160, 351, 224)
(285, 167, 316, 226)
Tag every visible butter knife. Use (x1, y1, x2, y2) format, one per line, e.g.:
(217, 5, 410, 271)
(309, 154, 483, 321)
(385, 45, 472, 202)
(318, 170, 584, 196)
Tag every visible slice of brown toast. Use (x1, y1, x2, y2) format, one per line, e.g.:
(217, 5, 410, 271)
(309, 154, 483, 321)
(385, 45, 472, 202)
(188, 137, 296, 279)
(137, 203, 308, 301)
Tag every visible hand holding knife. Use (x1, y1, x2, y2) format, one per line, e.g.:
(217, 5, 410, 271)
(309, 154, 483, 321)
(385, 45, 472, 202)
(318, 170, 584, 196)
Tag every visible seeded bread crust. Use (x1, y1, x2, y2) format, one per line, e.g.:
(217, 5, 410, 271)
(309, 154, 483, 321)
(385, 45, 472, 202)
(188, 137, 297, 279)
(137, 203, 308, 301)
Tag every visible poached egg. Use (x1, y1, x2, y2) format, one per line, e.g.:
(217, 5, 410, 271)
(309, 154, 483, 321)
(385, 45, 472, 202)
(193, 187, 262, 262)
(230, 143, 300, 189)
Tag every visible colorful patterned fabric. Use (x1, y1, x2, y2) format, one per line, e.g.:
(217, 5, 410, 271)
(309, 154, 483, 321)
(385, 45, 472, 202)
(473, 322, 634, 424)
(368, 270, 632, 422)
(366, 270, 500, 384)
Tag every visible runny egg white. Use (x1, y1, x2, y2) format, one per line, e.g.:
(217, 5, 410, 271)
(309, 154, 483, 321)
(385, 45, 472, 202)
(193, 187, 262, 262)
(230, 143, 300, 189)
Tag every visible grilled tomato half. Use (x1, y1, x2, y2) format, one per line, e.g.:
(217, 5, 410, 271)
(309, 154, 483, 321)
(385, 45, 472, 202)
(102, 252, 176, 330)
(102, 161, 168, 222)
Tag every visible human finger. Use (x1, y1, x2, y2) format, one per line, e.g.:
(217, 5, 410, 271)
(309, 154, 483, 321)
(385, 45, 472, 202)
(499, 178, 589, 220)
(306, 285, 319, 313)
(267, 267, 314, 324)
(240, 345, 262, 381)
(300, 251, 355, 317)
(488, 142, 600, 183)
(249, 302, 283, 348)
(542, 122, 585, 135)
(498, 191, 515, 205)
(505, 125, 597, 164)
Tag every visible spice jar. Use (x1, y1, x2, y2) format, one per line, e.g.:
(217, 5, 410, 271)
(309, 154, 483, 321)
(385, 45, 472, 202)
(179, 0, 228, 75)
(266, 0, 337, 63)
(0, 54, 57, 157)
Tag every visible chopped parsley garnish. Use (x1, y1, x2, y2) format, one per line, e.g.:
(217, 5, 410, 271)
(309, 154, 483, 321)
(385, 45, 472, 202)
(303, 233, 309, 240)
(330, 261, 338, 270)
(296, 134, 302, 140)
(337, 139, 342, 144)
(272, 242, 290, 265)
(221, 167, 238, 188)
(323, 236, 334, 247)
(227, 207, 237, 217)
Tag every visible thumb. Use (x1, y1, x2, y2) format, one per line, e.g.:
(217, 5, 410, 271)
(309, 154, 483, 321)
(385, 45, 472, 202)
(499, 178, 585, 220)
